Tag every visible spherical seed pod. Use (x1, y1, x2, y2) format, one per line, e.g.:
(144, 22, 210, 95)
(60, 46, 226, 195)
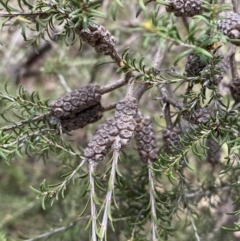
(60, 104, 103, 132)
(162, 126, 181, 155)
(183, 107, 212, 125)
(84, 148, 95, 158)
(115, 96, 139, 119)
(83, 118, 115, 163)
(120, 129, 133, 139)
(217, 12, 240, 46)
(185, 51, 206, 77)
(78, 23, 116, 55)
(135, 115, 158, 162)
(166, 0, 201, 17)
(50, 84, 102, 118)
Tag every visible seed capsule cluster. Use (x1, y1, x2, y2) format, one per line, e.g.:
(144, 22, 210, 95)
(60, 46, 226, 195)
(60, 104, 103, 132)
(84, 96, 138, 162)
(49, 84, 102, 131)
(135, 115, 158, 163)
(50, 85, 101, 118)
(206, 136, 221, 166)
(185, 51, 206, 77)
(200, 55, 229, 85)
(166, 0, 201, 17)
(162, 127, 181, 155)
(230, 78, 240, 102)
(183, 107, 211, 125)
(217, 12, 240, 46)
(78, 23, 116, 55)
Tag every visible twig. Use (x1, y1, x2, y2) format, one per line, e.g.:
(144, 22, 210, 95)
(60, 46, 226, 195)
(1, 128, 51, 148)
(100, 77, 129, 95)
(102, 102, 117, 112)
(0, 113, 49, 131)
(24, 216, 90, 241)
(185, 185, 232, 199)
(232, 0, 240, 14)
(229, 48, 239, 80)
(188, 210, 201, 241)
(159, 87, 183, 110)
(0, 11, 44, 18)
(0, 200, 40, 229)
(89, 161, 98, 241)
(148, 161, 158, 241)
(39, 157, 85, 202)
(109, 48, 124, 67)
(57, 73, 72, 93)
(99, 136, 121, 240)
(133, 84, 149, 100)
(182, 16, 190, 31)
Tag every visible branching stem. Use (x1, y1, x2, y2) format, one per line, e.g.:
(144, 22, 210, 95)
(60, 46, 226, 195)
(89, 161, 98, 241)
(148, 161, 158, 241)
(99, 137, 121, 240)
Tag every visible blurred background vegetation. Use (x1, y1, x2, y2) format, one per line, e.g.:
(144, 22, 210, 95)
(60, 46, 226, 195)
(0, 0, 240, 240)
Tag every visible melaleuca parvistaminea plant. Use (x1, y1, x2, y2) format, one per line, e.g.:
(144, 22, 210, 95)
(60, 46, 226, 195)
(1, 1, 240, 241)
(166, 0, 202, 17)
(217, 11, 240, 46)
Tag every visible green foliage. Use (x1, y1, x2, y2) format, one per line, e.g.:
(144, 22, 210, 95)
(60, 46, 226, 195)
(0, 0, 240, 241)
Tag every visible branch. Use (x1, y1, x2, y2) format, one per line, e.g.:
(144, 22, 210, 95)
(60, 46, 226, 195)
(188, 210, 201, 241)
(159, 87, 184, 110)
(229, 48, 239, 80)
(232, 0, 240, 14)
(49, 159, 85, 199)
(0, 200, 40, 229)
(99, 136, 121, 240)
(100, 76, 129, 95)
(0, 11, 44, 18)
(24, 216, 90, 241)
(89, 161, 98, 241)
(148, 161, 158, 241)
(0, 113, 49, 131)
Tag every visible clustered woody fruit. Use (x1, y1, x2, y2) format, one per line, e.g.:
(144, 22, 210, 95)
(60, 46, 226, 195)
(135, 114, 158, 162)
(183, 106, 212, 125)
(84, 95, 139, 162)
(49, 84, 102, 131)
(50, 84, 101, 118)
(162, 127, 182, 155)
(206, 136, 221, 167)
(229, 78, 240, 102)
(166, 0, 202, 17)
(60, 104, 103, 131)
(217, 11, 240, 46)
(77, 23, 116, 55)
(185, 51, 206, 77)
(200, 54, 230, 85)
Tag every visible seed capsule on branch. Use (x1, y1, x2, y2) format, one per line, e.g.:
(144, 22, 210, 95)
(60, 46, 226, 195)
(60, 104, 103, 132)
(162, 127, 182, 155)
(183, 106, 212, 125)
(84, 118, 115, 162)
(230, 78, 240, 102)
(49, 84, 101, 118)
(135, 115, 158, 163)
(166, 0, 202, 17)
(206, 136, 221, 167)
(185, 51, 206, 77)
(83, 96, 139, 162)
(200, 55, 229, 85)
(77, 23, 116, 55)
(217, 11, 240, 46)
